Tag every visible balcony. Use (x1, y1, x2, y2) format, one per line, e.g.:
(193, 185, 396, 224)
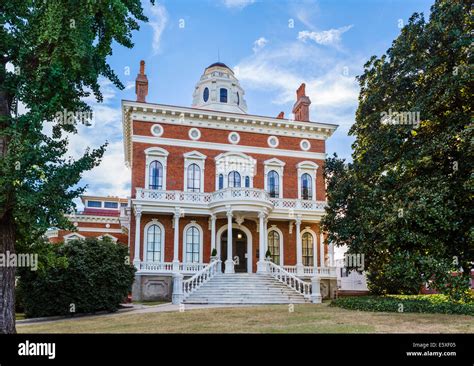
(282, 265, 337, 279)
(134, 187, 327, 216)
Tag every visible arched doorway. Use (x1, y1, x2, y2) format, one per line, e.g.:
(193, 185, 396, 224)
(221, 229, 248, 273)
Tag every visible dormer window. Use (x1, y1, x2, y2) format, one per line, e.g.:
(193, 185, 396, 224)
(220, 88, 228, 103)
(203, 87, 209, 102)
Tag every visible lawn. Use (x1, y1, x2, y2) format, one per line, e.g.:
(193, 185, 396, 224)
(17, 302, 474, 333)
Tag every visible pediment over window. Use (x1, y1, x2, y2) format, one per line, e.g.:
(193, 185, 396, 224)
(214, 152, 256, 176)
(264, 158, 286, 167)
(144, 147, 169, 157)
(183, 150, 207, 160)
(297, 160, 319, 171)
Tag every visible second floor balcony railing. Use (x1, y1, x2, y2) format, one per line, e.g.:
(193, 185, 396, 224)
(135, 187, 327, 212)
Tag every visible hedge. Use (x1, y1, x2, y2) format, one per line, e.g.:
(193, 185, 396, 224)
(330, 295, 474, 316)
(17, 237, 136, 318)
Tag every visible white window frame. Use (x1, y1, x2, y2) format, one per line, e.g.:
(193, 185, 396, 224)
(264, 158, 285, 198)
(182, 221, 204, 264)
(145, 147, 169, 191)
(300, 227, 317, 267)
(143, 220, 165, 262)
(183, 150, 206, 193)
(214, 151, 256, 190)
(63, 233, 86, 242)
(267, 226, 284, 266)
(98, 234, 118, 242)
(297, 161, 318, 200)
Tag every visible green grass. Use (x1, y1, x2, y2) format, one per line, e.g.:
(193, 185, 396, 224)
(331, 295, 474, 315)
(17, 302, 474, 333)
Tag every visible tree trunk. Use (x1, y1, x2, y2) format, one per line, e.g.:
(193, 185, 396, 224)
(0, 210, 16, 334)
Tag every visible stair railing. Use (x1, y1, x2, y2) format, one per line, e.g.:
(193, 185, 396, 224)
(181, 259, 221, 300)
(265, 260, 313, 299)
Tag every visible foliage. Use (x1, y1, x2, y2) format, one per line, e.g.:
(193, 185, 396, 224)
(331, 295, 474, 316)
(0, 0, 151, 333)
(211, 248, 217, 257)
(17, 237, 136, 318)
(321, 0, 473, 301)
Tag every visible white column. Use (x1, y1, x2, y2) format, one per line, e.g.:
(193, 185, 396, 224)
(319, 232, 325, 267)
(257, 211, 267, 273)
(295, 216, 303, 275)
(224, 208, 234, 273)
(133, 206, 142, 269)
(173, 208, 181, 271)
(210, 214, 217, 257)
(329, 240, 334, 266)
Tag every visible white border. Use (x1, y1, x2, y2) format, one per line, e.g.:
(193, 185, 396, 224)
(143, 220, 165, 262)
(150, 124, 164, 137)
(228, 131, 240, 144)
(182, 221, 204, 264)
(300, 139, 311, 151)
(188, 127, 201, 141)
(267, 135, 279, 148)
(267, 226, 284, 266)
(300, 228, 317, 267)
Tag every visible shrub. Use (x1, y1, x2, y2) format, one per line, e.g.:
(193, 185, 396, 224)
(331, 295, 474, 316)
(17, 237, 136, 318)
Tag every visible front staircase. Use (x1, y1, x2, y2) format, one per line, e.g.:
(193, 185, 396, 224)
(183, 273, 309, 304)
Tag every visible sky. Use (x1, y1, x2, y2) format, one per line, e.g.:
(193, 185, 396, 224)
(66, 0, 434, 206)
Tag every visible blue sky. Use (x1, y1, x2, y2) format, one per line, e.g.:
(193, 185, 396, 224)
(69, 0, 434, 204)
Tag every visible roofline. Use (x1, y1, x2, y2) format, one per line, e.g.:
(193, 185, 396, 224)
(121, 100, 339, 130)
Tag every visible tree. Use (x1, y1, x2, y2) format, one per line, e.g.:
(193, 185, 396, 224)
(17, 237, 135, 318)
(322, 0, 473, 300)
(0, 0, 151, 333)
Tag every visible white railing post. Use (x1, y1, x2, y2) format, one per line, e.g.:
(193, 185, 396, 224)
(172, 272, 184, 304)
(224, 208, 235, 273)
(257, 211, 267, 273)
(173, 208, 181, 271)
(295, 215, 304, 275)
(311, 276, 322, 303)
(133, 206, 142, 269)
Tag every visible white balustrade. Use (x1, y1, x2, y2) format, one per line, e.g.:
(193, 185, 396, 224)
(182, 259, 222, 299)
(135, 187, 325, 212)
(266, 261, 312, 299)
(282, 265, 337, 278)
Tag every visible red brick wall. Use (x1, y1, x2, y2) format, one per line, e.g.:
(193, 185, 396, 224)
(131, 215, 327, 271)
(50, 221, 128, 245)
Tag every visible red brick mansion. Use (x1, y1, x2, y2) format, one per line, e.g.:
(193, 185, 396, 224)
(50, 60, 345, 304)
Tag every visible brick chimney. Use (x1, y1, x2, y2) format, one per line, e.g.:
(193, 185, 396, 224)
(276, 111, 285, 119)
(292, 83, 311, 121)
(135, 60, 148, 103)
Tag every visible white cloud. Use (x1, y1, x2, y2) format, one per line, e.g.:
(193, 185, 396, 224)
(148, 3, 168, 54)
(235, 41, 361, 132)
(252, 37, 268, 53)
(222, 0, 255, 9)
(298, 25, 353, 46)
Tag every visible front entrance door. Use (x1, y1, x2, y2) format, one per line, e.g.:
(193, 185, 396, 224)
(221, 229, 247, 273)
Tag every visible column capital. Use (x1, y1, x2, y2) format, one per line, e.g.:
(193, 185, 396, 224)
(226, 208, 233, 218)
(258, 211, 267, 219)
(134, 205, 142, 217)
(295, 215, 302, 225)
(174, 207, 183, 219)
(210, 213, 217, 221)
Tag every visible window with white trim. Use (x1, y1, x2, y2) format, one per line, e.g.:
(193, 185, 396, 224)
(228, 171, 241, 187)
(301, 173, 312, 200)
(302, 232, 313, 266)
(267, 170, 280, 198)
(146, 224, 163, 262)
(145, 147, 169, 191)
(267, 230, 281, 264)
(264, 158, 285, 198)
(297, 161, 318, 200)
(183, 151, 206, 193)
(185, 225, 201, 263)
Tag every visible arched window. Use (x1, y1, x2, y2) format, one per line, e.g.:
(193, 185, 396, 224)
(185, 226, 200, 263)
(220, 88, 228, 103)
(245, 176, 250, 188)
(149, 161, 163, 190)
(302, 232, 313, 266)
(218, 174, 224, 190)
(267, 170, 279, 198)
(187, 163, 201, 192)
(267, 231, 280, 264)
(203, 87, 209, 102)
(301, 173, 312, 200)
(146, 224, 162, 261)
(228, 171, 241, 187)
